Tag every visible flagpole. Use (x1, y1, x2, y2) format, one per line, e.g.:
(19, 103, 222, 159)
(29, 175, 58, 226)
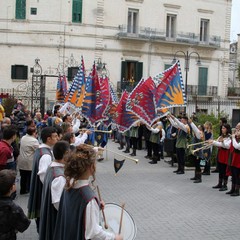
(106, 149, 139, 163)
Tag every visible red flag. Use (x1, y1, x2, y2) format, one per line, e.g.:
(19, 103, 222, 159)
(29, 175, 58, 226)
(126, 77, 157, 126)
(115, 90, 139, 132)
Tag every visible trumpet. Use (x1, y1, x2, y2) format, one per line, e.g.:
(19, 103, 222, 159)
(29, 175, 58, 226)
(191, 143, 213, 154)
(79, 128, 112, 134)
(187, 140, 209, 148)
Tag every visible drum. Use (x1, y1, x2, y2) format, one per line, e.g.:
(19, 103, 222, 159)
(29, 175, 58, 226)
(100, 203, 137, 240)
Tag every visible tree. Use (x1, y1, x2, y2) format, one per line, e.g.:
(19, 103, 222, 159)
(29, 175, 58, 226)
(2, 98, 16, 117)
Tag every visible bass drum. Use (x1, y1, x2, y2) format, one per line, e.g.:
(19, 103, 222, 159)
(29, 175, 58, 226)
(100, 203, 137, 240)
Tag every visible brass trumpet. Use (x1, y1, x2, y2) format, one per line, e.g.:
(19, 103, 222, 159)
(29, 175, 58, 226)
(79, 128, 112, 134)
(191, 143, 213, 154)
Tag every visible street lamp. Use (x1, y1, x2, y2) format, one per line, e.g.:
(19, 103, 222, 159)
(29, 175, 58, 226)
(172, 51, 201, 98)
(96, 58, 109, 77)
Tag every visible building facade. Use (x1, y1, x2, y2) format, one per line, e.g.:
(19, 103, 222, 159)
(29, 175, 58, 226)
(0, 0, 233, 116)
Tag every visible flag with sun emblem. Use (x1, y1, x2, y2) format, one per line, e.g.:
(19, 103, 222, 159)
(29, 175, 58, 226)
(114, 158, 125, 174)
(154, 61, 186, 110)
(115, 90, 139, 132)
(126, 77, 157, 126)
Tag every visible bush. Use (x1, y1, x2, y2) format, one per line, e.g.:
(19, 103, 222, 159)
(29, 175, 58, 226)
(185, 112, 228, 167)
(2, 98, 16, 117)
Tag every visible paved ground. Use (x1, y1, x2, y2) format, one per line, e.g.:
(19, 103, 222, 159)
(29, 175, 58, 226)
(16, 141, 240, 240)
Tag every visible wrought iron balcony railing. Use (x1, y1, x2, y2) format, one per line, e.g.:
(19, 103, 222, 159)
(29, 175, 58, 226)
(228, 87, 240, 97)
(117, 25, 221, 48)
(187, 85, 218, 96)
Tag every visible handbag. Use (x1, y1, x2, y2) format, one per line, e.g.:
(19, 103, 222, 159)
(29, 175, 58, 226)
(200, 159, 206, 166)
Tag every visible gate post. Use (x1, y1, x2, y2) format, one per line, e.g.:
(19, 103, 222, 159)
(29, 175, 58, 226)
(31, 58, 45, 116)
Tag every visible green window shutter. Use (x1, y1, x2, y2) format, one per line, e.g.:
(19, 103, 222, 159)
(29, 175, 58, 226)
(16, 0, 26, 19)
(121, 61, 127, 82)
(198, 67, 208, 95)
(135, 62, 143, 82)
(11, 65, 16, 79)
(22, 66, 28, 79)
(164, 64, 172, 70)
(72, 0, 82, 23)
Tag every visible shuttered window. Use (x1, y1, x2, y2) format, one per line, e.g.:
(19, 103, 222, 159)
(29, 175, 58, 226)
(72, 0, 83, 23)
(198, 67, 208, 95)
(11, 65, 28, 80)
(16, 0, 26, 20)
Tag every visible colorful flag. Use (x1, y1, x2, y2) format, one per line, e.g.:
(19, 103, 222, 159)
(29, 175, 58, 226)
(104, 82, 119, 126)
(81, 63, 109, 126)
(115, 90, 139, 132)
(126, 77, 157, 126)
(64, 56, 85, 107)
(96, 75, 110, 119)
(154, 61, 186, 110)
(56, 75, 67, 102)
(114, 158, 125, 174)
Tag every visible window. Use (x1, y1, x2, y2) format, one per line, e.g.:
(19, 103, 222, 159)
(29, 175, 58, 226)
(198, 67, 208, 95)
(166, 14, 176, 38)
(16, 0, 26, 19)
(164, 64, 172, 70)
(121, 61, 143, 90)
(68, 67, 79, 81)
(31, 8, 37, 15)
(127, 9, 139, 34)
(72, 0, 83, 23)
(200, 19, 209, 42)
(11, 65, 28, 80)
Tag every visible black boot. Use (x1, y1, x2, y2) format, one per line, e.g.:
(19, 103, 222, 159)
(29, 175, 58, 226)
(230, 185, 240, 196)
(130, 149, 136, 156)
(118, 142, 124, 150)
(193, 172, 202, 183)
(176, 165, 185, 174)
(212, 178, 222, 189)
(123, 148, 130, 153)
(149, 156, 157, 164)
(226, 184, 235, 194)
(190, 171, 197, 180)
(219, 180, 228, 191)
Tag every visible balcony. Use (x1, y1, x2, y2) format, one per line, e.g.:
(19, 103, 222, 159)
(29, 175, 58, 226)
(228, 87, 240, 97)
(186, 85, 218, 96)
(117, 25, 221, 48)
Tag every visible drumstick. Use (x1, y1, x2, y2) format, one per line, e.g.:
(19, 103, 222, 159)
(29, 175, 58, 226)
(96, 186, 108, 229)
(118, 203, 125, 235)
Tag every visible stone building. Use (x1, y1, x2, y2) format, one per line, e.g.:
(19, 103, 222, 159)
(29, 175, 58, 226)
(0, 0, 233, 117)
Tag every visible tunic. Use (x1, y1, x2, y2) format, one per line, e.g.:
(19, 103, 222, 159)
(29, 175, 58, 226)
(39, 165, 64, 240)
(28, 147, 53, 219)
(53, 185, 98, 240)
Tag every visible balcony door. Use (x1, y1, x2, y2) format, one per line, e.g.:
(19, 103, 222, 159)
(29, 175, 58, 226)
(198, 67, 208, 95)
(121, 61, 143, 91)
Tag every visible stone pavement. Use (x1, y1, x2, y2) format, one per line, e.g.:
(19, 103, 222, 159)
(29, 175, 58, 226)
(16, 141, 240, 240)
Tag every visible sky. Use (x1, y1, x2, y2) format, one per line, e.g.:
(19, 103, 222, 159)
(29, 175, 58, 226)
(231, 0, 240, 42)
